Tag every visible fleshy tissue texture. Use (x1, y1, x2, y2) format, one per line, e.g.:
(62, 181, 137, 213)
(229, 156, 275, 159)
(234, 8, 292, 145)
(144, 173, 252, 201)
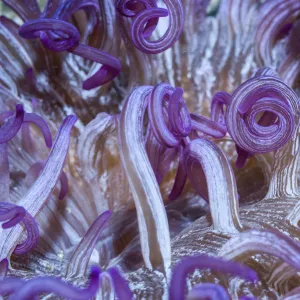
(0, 0, 299, 299)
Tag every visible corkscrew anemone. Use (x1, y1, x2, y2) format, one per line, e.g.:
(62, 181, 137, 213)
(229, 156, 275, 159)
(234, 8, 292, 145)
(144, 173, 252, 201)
(0, 0, 299, 299)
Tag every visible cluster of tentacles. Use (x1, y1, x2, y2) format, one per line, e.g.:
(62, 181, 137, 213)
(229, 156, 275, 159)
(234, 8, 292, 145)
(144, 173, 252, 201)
(0, 0, 299, 299)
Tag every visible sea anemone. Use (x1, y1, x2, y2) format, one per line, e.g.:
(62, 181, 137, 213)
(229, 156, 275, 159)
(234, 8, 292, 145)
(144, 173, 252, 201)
(0, 0, 299, 299)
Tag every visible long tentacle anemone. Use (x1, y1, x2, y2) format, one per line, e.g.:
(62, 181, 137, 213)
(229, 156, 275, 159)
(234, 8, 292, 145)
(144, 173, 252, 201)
(0, 0, 300, 299)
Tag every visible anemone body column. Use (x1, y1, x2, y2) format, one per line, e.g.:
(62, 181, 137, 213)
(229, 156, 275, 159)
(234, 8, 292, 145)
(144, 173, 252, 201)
(118, 86, 171, 272)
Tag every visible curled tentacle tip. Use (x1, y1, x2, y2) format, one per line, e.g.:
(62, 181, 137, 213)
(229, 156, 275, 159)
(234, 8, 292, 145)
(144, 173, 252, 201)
(235, 146, 249, 169)
(0, 257, 9, 271)
(0, 204, 26, 229)
(58, 171, 68, 200)
(226, 76, 297, 154)
(24, 113, 53, 148)
(0, 202, 39, 255)
(102, 210, 112, 218)
(0, 258, 8, 264)
(90, 265, 102, 277)
(96, 210, 112, 225)
(169, 87, 191, 137)
(0, 104, 25, 144)
(15, 104, 24, 113)
(0, 258, 8, 279)
(127, 0, 184, 54)
(131, 8, 169, 54)
(83, 65, 121, 91)
(19, 17, 120, 89)
(65, 114, 78, 125)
